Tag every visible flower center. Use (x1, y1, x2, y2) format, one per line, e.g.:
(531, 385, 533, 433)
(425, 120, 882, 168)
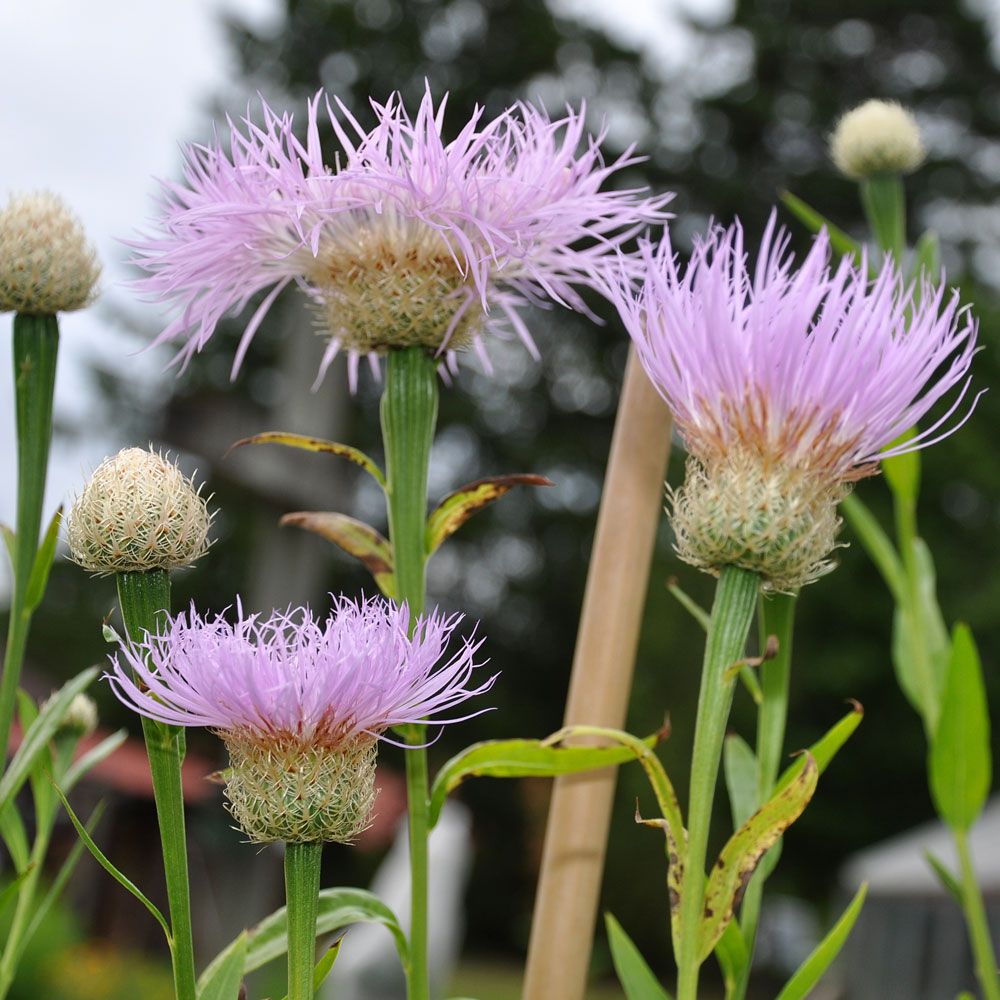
(303, 215, 485, 355)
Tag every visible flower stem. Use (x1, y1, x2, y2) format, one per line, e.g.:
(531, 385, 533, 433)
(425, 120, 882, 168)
(0, 314, 59, 761)
(955, 829, 1000, 1000)
(860, 174, 906, 262)
(676, 565, 759, 1000)
(381, 346, 439, 1000)
(733, 591, 797, 1000)
(116, 569, 197, 1000)
(285, 841, 323, 1000)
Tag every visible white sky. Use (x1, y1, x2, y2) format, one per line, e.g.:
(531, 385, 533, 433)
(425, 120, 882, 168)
(0, 0, 279, 597)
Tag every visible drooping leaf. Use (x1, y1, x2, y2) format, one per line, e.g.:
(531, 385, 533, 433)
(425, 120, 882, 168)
(198, 931, 248, 1000)
(24, 505, 62, 612)
(780, 192, 865, 263)
(429, 723, 667, 828)
(605, 913, 673, 1000)
(882, 429, 920, 512)
(774, 883, 868, 1000)
(0, 667, 98, 815)
(280, 511, 396, 598)
(634, 804, 686, 952)
(724, 734, 760, 830)
(700, 754, 818, 960)
(714, 918, 751, 999)
(0, 803, 30, 873)
(24, 802, 105, 949)
(228, 431, 386, 488)
(55, 787, 170, 941)
(775, 702, 863, 794)
(425, 474, 553, 555)
(930, 625, 992, 831)
(840, 494, 906, 603)
(197, 888, 408, 990)
(924, 850, 963, 906)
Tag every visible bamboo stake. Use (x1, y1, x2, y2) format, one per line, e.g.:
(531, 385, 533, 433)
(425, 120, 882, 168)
(522, 346, 672, 1000)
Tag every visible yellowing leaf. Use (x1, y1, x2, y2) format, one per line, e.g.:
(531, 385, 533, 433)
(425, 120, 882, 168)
(281, 511, 395, 598)
(228, 431, 386, 488)
(700, 754, 818, 960)
(426, 475, 553, 554)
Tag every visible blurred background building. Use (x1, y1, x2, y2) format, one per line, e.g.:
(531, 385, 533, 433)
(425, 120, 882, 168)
(2, 0, 1000, 997)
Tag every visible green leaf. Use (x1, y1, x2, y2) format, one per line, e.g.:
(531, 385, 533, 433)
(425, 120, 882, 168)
(228, 431, 386, 488)
(665, 578, 710, 632)
(930, 625, 992, 831)
(62, 730, 128, 793)
(774, 883, 868, 1000)
(24, 802, 106, 956)
(0, 803, 30, 872)
(605, 913, 673, 1000)
(780, 192, 864, 263)
(278, 940, 343, 1000)
(197, 888, 408, 990)
(881, 430, 920, 511)
(1, 523, 15, 569)
(840, 494, 906, 603)
(426, 474, 553, 555)
(55, 786, 171, 941)
(913, 229, 940, 281)
(280, 511, 396, 598)
(0, 864, 36, 921)
(700, 754, 818, 960)
(0, 667, 98, 815)
(724, 734, 759, 829)
(24, 506, 61, 612)
(924, 850, 963, 906)
(775, 703, 863, 794)
(714, 919, 750, 998)
(429, 723, 668, 829)
(198, 931, 248, 1000)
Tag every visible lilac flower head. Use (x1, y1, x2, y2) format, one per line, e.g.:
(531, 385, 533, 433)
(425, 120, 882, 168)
(109, 595, 493, 842)
(609, 214, 979, 590)
(129, 86, 672, 389)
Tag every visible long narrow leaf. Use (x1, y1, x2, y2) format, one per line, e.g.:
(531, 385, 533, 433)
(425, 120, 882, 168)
(54, 787, 171, 941)
(197, 888, 407, 989)
(228, 431, 386, 488)
(774, 884, 868, 1000)
(0, 667, 98, 815)
(198, 932, 248, 1000)
(62, 729, 128, 793)
(605, 913, 673, 1000)
(840, 495, 906, 602)
(24, 506, 62, 611)
(775, 703, 863, 794)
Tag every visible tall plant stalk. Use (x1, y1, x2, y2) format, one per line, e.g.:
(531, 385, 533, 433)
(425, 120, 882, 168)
(675, 566, 759, 1000)
(116, 569, 197, 1000)
(285, 842, 324, 1000)
(0, 314, 59, 760)
(380, 346, 439, 1000)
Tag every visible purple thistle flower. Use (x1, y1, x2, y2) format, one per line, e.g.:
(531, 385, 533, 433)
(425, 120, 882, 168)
(108, 594, 493, 745)
(608, 214, 980, 590)
(128, 86, 672, 389)
(108, 595, 494, 843)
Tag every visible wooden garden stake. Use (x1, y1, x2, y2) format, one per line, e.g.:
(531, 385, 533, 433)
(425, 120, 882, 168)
(522, 346, 672, 1000)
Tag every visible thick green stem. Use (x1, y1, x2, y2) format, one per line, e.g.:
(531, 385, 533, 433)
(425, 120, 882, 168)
(380, 346, 439, 1000)
(285, 841, 323, 1000)
(0, 314, 59, 761)
(733, 591, 797, 1000)
(117, 570, 197, 1000)
(860, 174, 906, 262)
(676, 566, 759, 1000)
(955, 830, 1000, 1000)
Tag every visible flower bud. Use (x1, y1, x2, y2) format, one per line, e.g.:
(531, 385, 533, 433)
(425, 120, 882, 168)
(669, 451, 846, 593)
(0, 192, 101, 314)
(66, 448, 212, 575)
(223, 732, 378, 844)
(830, 100, 925, 180)
(42, 691, 98, 738)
